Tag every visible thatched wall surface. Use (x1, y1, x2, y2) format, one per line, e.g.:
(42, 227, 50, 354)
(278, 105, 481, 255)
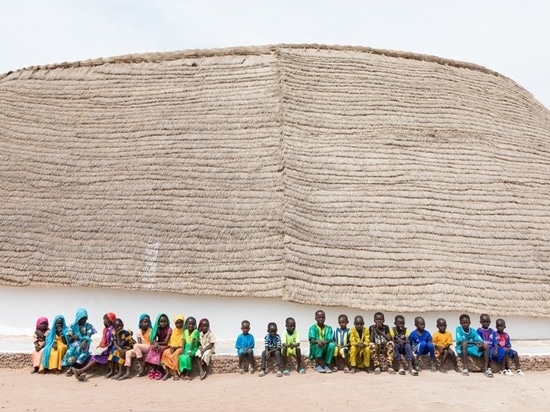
(1, 45, 549, 316)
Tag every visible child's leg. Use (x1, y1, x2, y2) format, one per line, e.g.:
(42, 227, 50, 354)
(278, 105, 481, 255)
(385, 342, 395, 372)
(274, 350, 282, 370)
(260, 350, 267, 373)
(106, 361, 115, 378)
(247, 350, 255, 371)
(281, 347, 288, 370)
(369, 343, 380, 372)
(482, 342, 490, 371)
(296, 348, 303, 372)
(511, 350, 521, 370)
(460, 341, 469, 372)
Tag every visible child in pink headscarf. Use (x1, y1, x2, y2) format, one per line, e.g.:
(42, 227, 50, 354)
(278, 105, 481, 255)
(31, 317, 49, 373)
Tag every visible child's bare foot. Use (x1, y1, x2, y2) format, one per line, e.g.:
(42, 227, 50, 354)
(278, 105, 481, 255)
(173, 375, 179, 381)
(161, 372, 170, 381)
(30, 367, 38, 374)
(137, 364, 148, 377)
(105, 369, 115, 379)
(114, 370, 124, 380)
(118, 370, 132, 380)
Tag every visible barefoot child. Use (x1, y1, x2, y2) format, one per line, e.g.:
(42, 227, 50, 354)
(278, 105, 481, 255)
(196, 318, 216, 380)
(31, 317, 49, 373)
(259, 322, 282, 377)
(309, 310, 335, 373)
(73, 312, 117, 380)
(110, 319, 135, 379)
(432, 318, 459, 373)
(390, 315, 416, 375)
(494, 318, 524, 376)
(332, 314, 350, 372)
(120, 313, 151, 379)
(235, 320, 255, 374)
(63, 308, 97, 373)
(41, 315, 69, 373)
(369, 312, 395, 374)
(409, 316, 437, 372)
(178, 317, 200, 380)
(349, 315, 370, 373)
(281, 317, 304, 375)
(455, 314, 493, 377)
(160, 314, 184, 381)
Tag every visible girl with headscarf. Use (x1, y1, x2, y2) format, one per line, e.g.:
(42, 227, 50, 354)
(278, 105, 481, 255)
(73, 312, 116, 380)
(31, 316, 49, 373)
(160, 314, 185, 381)
(145, 313, 172, 379)
(119, 313, 152, 380)
(178, 316, 200, 380)
(41, 315, 70, 373)
(62, 308, 97, 373)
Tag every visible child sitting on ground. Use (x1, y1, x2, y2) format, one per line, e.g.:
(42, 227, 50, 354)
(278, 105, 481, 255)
(432, 318, 460, 373)
(369, 312, 395, 374)
(455, 313, 493, 377)
(409, 316, 437, 372)
(31, 317, 49, 374)
(235, 320, 255, 374)
(494, 318, 525, 376)
(332, 314, 351, 372)
(390, 315, 416, 375)
(120, 313, 151, 380)
(259, 322, 282, 377)
(281, 317, 305, 375)
(349, 315, 370, 374)
(110, 318, 135, 380)
(309, 310, 335, 374)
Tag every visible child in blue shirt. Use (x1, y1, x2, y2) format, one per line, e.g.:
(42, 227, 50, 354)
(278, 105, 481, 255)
(455, 314, 492, 377)
(409, 316, 436, 372)
(235, 320, 255, 374)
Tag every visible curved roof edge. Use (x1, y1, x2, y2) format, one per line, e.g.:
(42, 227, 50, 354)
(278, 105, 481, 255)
(0, 43, 500, 81)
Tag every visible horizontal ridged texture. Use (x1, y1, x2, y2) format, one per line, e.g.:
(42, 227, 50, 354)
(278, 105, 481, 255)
(1, 45, 549, 316)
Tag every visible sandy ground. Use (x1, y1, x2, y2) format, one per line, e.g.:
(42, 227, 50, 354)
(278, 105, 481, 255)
(1, 368, 549, 411)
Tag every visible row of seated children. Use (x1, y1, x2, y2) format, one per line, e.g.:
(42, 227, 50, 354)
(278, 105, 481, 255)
(233, 310, 524, 378)
(31, 309, 215, 382)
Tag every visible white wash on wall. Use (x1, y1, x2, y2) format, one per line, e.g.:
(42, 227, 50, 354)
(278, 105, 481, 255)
(1, 285, 549, 354)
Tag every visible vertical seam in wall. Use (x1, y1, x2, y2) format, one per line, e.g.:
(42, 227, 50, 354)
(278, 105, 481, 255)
(273, 47, 288, 300)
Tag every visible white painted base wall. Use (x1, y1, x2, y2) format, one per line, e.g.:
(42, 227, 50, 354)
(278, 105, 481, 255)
(1, 285, 549, 354)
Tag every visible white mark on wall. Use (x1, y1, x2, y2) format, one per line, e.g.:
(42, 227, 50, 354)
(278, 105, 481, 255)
(143, 241, 160, 288)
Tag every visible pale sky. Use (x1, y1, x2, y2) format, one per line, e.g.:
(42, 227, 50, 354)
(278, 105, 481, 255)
(1, 0, 549, 108)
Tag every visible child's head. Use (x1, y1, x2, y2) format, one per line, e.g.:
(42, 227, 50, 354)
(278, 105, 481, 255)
(158, 314, 169, 329)
(338, 314, 349, 329)
(285, 317, 296, 334)
(315, 310, 326, 327)
(103, 312, 116, 327)
(374, 312, 385, 327)
(55, 317, 64, 332)
(186, 317, 197, 331)
(174, 315, 185, 330)
(479, 314, 491, 329)
(414, 316, 425, 332)
(394, 315, 405, 330)
(459, 314, 471, 331)
(114, 318, 124, 332)
(78, 316, 88, 326)
(199, 318, 210, 334)
(36, 317, 49, 332)
(267, 322, 278, 336)
(139, 314, 150, 331)
(241, 320, 251, 335)
(436, 318, 447, 333)
(495, 318, 506, 332)
(353, 315, 364, 331)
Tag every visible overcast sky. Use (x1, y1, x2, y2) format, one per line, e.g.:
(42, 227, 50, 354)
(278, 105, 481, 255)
(1, 0, 549, 108)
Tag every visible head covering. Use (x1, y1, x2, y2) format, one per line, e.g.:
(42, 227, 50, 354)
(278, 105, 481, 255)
(74, 308, 88, 325)
(42, 315, 69, 369)
(139, 313, 150, 329)
(150, 313, 170, 342)
(35, 316, 49, 331)
(105, 312, 116, 324)
(99, 312, 117, 348)
(168, 314, 186, 346)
